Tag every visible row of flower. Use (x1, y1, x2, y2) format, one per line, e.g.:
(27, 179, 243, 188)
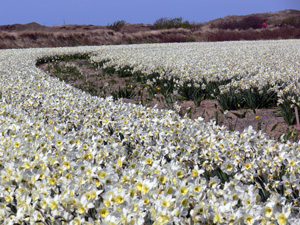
(0, 43, 299, 224)
(90, 40, 300, 124)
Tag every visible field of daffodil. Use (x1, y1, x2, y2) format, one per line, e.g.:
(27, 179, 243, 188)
(91, 39, 300, 124)
(0, 40, 300, 224)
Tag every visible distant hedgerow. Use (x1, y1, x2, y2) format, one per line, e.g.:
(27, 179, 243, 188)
(153, 17, 191, 30)
(107, 20, 126, 32)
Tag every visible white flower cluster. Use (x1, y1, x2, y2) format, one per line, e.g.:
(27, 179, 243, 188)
(0, 43, 300, 224)
(91, 40, 300, 107)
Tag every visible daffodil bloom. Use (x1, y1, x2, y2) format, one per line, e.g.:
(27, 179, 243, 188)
(180, 186, 188, 195)
(0, 41, 300, 224)
(264, 205, 273, 218)
(100, 207, 109, 218)
(277, 213, 288, 225)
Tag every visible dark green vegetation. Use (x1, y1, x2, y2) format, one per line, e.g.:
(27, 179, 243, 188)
(153, 17, 201, 30)
(107, 20, 126, 32)
(36, 53, 90, 65)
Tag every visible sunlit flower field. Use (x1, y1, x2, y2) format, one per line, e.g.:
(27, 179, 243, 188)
(91, 40, 300, 121)
(1, 40, 300, 224)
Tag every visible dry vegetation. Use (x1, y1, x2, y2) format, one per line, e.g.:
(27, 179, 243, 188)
(0, 9, 300, 49)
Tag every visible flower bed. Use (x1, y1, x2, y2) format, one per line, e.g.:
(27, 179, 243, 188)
(0, 42, 300, 224)
(91, 40, 300, 124)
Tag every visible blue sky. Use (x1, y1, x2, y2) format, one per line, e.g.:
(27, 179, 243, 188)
(0, 0, 299, 26)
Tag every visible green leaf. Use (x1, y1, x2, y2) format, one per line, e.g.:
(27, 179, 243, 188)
(232, 111, 247, 119)
(271, 122, 279, 131)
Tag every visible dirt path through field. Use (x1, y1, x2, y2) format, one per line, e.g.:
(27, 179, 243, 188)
(38, 60, 300, 142)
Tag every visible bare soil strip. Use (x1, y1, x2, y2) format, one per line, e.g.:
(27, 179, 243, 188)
(38, 59, 300, 142)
